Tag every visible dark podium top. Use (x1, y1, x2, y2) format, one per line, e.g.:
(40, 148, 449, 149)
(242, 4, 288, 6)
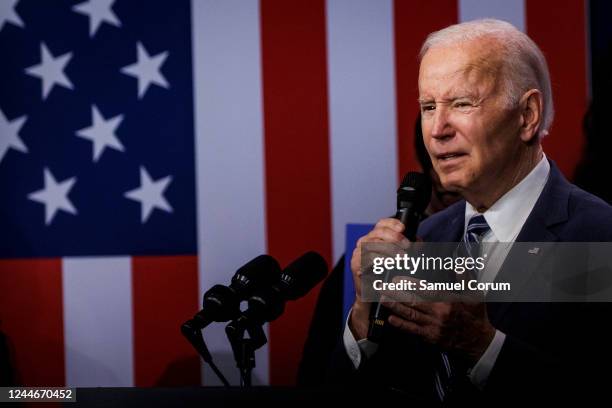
(69, 386, 424, 407)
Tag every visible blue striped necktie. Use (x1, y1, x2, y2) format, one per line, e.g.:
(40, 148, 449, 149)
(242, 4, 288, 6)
(435, 214, 491, 401)
(462, 214, 491, 256)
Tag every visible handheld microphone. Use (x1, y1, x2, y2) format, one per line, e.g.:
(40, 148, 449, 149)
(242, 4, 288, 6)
(367, 172, 431, 343)
(186, 255, 282, 330)
(226, 251, 328, 331)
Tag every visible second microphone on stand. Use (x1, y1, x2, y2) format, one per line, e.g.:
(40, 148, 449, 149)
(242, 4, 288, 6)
(227, 251, 328, 333)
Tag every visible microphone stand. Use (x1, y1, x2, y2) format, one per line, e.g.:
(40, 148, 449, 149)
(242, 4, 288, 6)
(225, 319, 268, 388)
(181, 318, 231, 387)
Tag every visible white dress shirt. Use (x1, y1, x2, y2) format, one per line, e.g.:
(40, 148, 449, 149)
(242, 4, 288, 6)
(343, 154, 551, 390)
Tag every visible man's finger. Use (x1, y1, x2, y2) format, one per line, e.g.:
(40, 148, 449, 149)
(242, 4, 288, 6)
(381, 300, 433, 326)
(387, 314, 428, 339)
(375, 218, 405, 233)
(367, 227, 407, 243)
(380, 289, 448, 317)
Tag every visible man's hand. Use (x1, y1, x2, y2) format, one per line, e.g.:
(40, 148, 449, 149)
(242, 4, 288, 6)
(381, 296, 496, 363)
(349, 218, 410, 340)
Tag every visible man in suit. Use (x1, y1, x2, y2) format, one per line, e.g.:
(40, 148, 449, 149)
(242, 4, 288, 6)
(297, 114, 461, 387)
(331, 19, 612, 404)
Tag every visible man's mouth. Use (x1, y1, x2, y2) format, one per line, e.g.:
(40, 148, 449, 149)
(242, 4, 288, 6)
(437, 152, 467, 161)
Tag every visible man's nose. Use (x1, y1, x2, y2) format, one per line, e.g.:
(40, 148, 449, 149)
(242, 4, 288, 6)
(430, 106, 453, 140)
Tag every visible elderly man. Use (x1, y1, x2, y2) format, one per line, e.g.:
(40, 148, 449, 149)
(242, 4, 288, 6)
(329, 19, 612, 404)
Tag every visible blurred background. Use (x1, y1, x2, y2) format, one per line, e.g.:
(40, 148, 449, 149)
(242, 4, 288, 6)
(1, 0, 611, 388)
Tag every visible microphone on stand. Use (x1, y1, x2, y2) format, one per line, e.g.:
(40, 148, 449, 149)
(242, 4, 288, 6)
(181, 254, 281, 387)
(184, 254, 281, 331)
(227, 251, 328, 331)
(224, 251, 328, 387)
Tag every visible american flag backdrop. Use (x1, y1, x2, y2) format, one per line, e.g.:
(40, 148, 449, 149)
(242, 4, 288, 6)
(0, 0, 592, 387)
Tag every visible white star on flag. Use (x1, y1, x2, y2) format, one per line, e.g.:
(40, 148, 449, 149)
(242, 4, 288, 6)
(76, 105, 125, 162)
(0, 0, 24, 31)
(0, 109, 28, 164)
(25, 43, 74, 100)
(120, 42, 169, 99)
(124, 166, 173, 223)
(28, 168, 78, 225)
(72, 0, 121, 37)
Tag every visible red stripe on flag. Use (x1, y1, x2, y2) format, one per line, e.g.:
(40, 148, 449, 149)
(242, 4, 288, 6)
(394, 0, 458, 180)
(132, 255, 200, 386)
(526, 0, 588, 179)
(0, 259, 65, 385)
(260, 0, 333, 385)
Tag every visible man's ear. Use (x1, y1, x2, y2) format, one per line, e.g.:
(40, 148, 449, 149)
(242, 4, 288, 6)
(518, 89, 543, 143)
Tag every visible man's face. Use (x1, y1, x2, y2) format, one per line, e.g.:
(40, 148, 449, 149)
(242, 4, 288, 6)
(418, 40, 523, 198)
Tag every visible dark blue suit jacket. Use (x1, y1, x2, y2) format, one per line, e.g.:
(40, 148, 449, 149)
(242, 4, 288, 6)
(326, 161, 612, 404)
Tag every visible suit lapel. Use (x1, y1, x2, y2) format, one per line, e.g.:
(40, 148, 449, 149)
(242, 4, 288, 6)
(488, 160, 571, 322)
(435, 201, 465, 242)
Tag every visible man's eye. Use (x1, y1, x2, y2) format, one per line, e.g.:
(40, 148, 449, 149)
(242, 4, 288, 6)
(421, 105, 435, 112)
(454, 101, 473, 109)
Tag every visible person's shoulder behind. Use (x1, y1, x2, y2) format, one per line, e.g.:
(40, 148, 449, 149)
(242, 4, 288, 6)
(563, 184, 612, 241)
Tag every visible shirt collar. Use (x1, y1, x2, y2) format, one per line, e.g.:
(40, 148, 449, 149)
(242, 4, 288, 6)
(465, 154, 550, 242)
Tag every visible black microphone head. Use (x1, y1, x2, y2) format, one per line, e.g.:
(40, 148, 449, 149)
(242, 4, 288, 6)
(279, 251, 328, 300)
(197, 254, 281, 326)
(230, 254, 281, 298)
(201, 284, 239, 322)
(398, 171, 431, 213)
(231, 252, 328, 328)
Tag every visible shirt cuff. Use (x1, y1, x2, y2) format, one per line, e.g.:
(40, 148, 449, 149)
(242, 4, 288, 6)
(342, 308, 379, 369)
(468, 329, 506, 389)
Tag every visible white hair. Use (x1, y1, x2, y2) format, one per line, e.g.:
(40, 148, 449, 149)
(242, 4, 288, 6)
(420, 19, 554, 138)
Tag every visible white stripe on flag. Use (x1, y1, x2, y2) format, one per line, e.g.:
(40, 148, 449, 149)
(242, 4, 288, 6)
(62, 257, 133, 386)
(191, 0, 269, 386)
(326, 0, 398, 262)
(459, 0, 526, 32)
